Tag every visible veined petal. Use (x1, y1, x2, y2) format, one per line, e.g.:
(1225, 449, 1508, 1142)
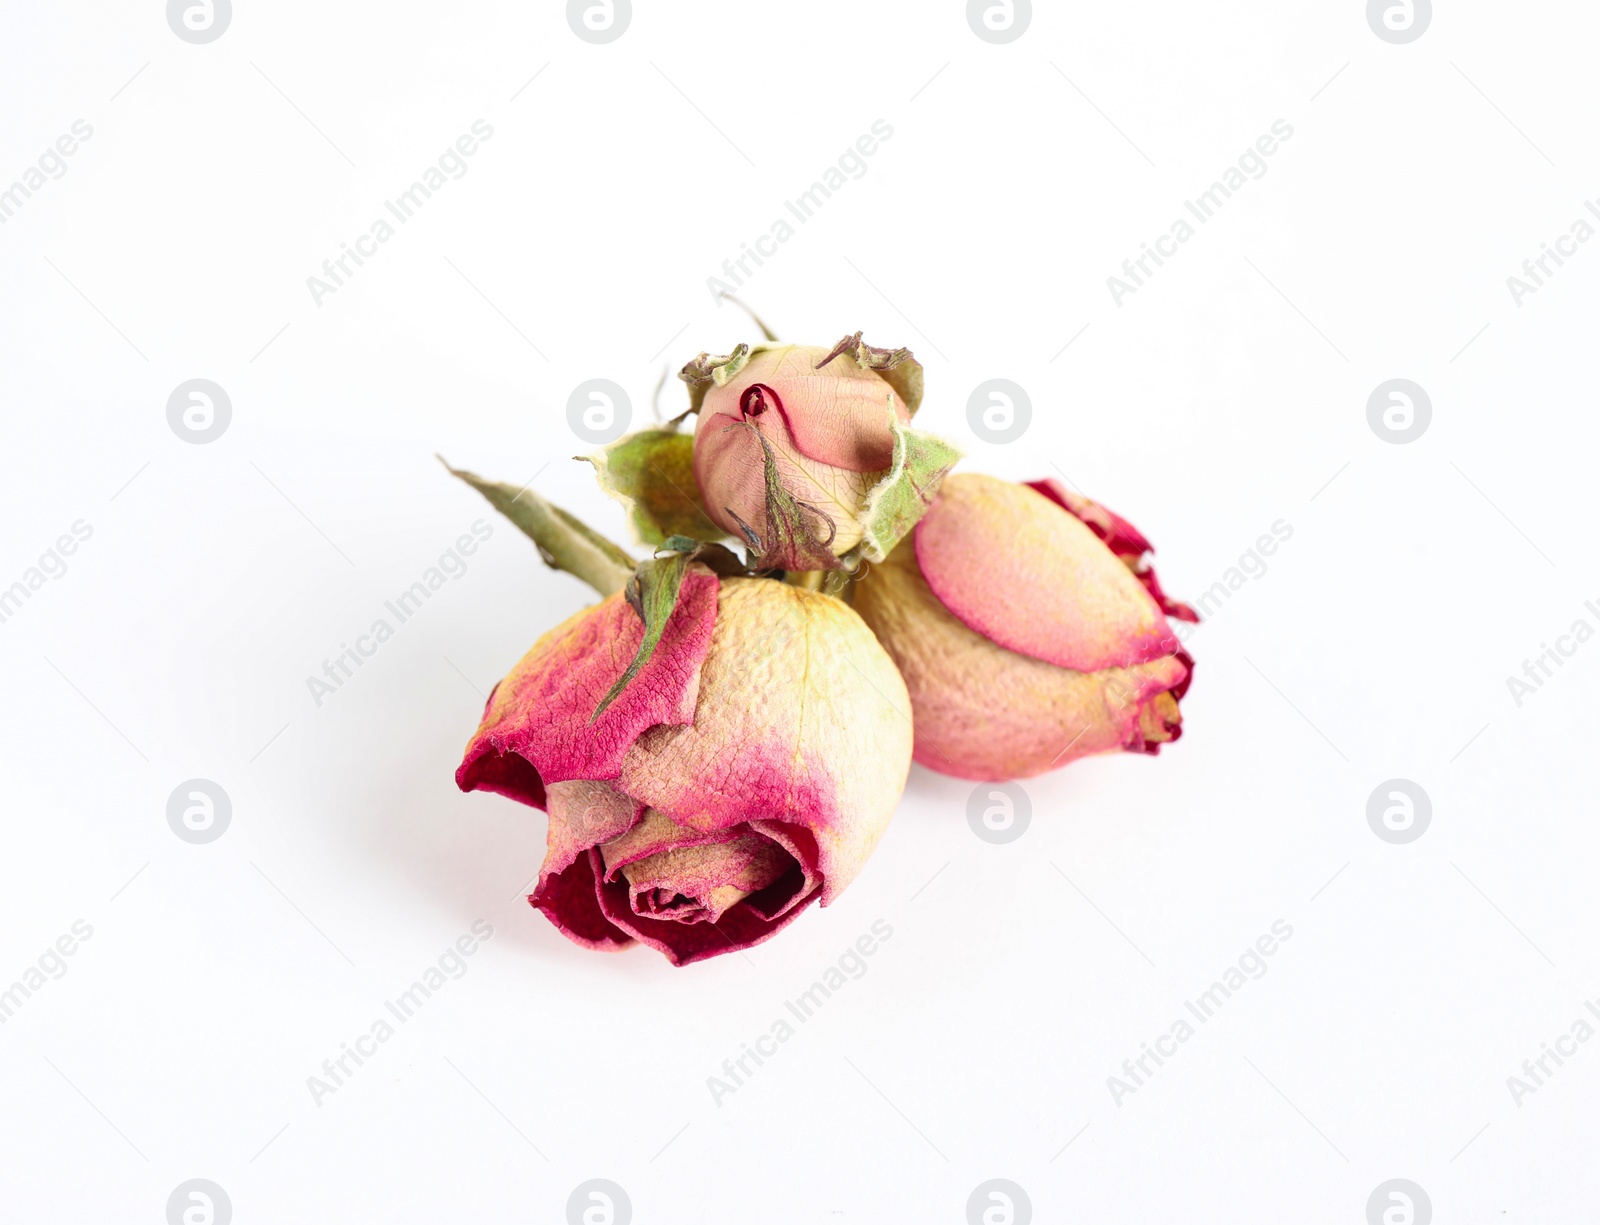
(597, 806, 745, 875)
(697, 345, 910, 472)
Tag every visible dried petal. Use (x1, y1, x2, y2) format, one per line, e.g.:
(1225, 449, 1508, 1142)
(914, 474, 1179, 672)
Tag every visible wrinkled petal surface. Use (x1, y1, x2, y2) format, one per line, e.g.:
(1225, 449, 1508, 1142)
(915, 473, 1178, 673)
(697, 345, 909, 471)
(615, 830, 791, 922)
(695, 413, 874, 557)
(854, 545, 1190, 781)
(455, 568, 719, 807)
(594, 843, 820, 965)
(471, 572, 911, 965)
(531, 779, 824, 965)
(693, 345, 910, 562)
(619, 576, 911, 903)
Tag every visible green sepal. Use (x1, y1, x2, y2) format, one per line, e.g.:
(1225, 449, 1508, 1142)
(581, 429, 722, 547)
(592, 551, 692, 721)
(678, 344, 764, 414)
(846, 415, 961, 565)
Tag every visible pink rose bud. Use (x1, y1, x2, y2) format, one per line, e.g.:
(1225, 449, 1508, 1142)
(686, 336, 953, 571)
(457, 566, 912, 965)
(853, 473, 1197, 782)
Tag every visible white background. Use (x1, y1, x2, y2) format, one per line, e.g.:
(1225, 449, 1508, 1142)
(2, 1, 1596, 1221)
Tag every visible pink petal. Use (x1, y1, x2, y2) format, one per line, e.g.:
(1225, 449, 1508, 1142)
(1026, 478, 1198, 623)
(542, 779, 645, 882)
(528, 849, 634, 952)
(593, 844, 820, 966)
(615, 576, 911, 905)
(613, 829, 792, 922)
(691, 410, 872, 559)
(746, 820, 823, 922)
(596, 807, 744, 876)
(853, 548, 1191, 780)
(914, 473, 1178, 672)
(455, 569, 719, 808)
(696, 345, 908, 473)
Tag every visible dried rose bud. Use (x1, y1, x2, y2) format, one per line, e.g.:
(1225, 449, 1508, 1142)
(852, 473, 1196, 781)
(682, 335, 956, 572)
(457, 565, 911, 965)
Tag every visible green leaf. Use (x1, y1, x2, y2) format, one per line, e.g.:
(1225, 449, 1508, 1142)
(581, 430, 723, 547)
(850, 414, 962, 564)
(439, 457, 634, 597)
(592, 551, 693, 721)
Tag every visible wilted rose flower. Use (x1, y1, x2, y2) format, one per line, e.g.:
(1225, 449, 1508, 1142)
(457, 566, 912, 965)
(685, 335, 953, 572)
(852, 473, 1196, 781)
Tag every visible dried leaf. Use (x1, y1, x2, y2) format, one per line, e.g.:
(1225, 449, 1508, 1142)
(439, 457, 633, 596)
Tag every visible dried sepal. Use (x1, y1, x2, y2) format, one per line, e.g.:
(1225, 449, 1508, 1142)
(593, 537, 753, 720)
(678, 344, 757, 414)
(728, 425, 842, 572)
(814, 331, 924, 416)
(582, 430, 722, 547)
(658, 536, 749, 576)
(847, 405, 961, 565)
(593, 551, 695, 721)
